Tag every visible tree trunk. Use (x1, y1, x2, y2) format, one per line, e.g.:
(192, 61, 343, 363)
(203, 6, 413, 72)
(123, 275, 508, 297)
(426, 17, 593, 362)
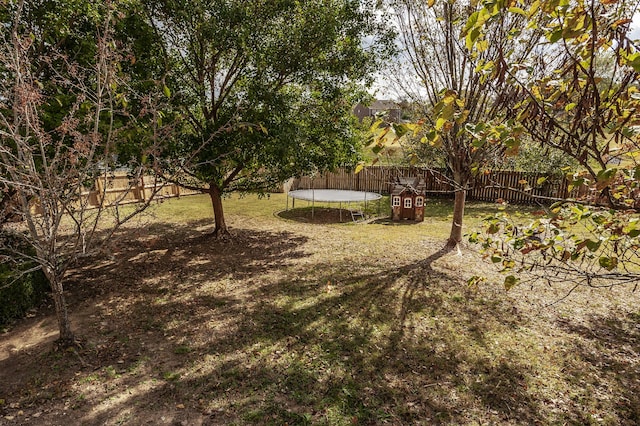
(446, 188, 466, 250)
(445, 162, 469, 251)
(47, 272, 75, 346)
(208, 183, 230, 238)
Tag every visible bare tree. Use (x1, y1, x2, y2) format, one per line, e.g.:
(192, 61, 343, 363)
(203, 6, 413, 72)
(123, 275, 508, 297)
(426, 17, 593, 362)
(0, 0, 167, 346)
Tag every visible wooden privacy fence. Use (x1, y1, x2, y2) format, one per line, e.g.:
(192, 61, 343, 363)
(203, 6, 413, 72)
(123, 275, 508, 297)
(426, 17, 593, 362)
(81, 172, 200, 208)
(83, 168, 584, 208)
(292, 166, 583, 205)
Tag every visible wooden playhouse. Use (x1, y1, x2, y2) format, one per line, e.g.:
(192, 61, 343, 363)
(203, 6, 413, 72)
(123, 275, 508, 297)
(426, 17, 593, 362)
(390, 177, 426, 222)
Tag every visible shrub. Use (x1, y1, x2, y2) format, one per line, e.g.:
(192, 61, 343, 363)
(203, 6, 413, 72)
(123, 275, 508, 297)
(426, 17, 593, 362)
(0, 232, 50, 327)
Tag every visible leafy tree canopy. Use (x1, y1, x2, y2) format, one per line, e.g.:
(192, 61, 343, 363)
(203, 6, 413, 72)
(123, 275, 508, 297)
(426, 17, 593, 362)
(144, 0, 393, 236)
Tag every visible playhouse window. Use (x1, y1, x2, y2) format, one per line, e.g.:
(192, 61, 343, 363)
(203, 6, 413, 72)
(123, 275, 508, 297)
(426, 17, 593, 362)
(415, 197, 424, 207)
(404, 198, 412, 208)
(392, 196, 401, 207)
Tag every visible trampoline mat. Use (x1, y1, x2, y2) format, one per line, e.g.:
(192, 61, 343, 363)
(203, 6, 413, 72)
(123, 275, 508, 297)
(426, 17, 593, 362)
(288, 189, 382, 203)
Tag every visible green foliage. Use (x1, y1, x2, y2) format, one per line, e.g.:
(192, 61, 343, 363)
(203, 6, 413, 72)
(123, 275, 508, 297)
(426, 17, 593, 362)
(379, 0, 542, 244)
(462, 0, 640, 286)
(498, 140, 579, 175)
(149, 0, 388, 181)
(470, 205, 640, 288)
(465, 0, 640, 204)
(2, 0, 167, 171)
(0, 232, 49, 326)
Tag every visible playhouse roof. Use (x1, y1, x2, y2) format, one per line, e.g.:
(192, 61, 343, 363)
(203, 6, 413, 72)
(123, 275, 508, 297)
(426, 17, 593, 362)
(391, 177, 426, 195)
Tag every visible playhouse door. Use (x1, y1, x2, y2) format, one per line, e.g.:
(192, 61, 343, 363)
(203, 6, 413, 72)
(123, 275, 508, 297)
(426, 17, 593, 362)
(402, 196, 415, 220)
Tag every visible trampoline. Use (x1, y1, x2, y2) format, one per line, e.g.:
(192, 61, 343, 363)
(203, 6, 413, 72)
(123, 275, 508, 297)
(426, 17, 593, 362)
(287, 189, 383, 222)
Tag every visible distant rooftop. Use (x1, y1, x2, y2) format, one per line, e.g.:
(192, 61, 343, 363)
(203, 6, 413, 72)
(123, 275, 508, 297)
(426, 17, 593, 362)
(369, 100, 400, 110)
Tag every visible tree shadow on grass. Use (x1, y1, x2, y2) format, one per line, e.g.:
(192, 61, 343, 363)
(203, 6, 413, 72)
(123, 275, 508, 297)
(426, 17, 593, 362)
(369, 217, 422, 225)
(276, 207, 372, 224)
(74, 246, 544, 425)
(554, 311, 640, 424)
(0, 219, 311, 424)
(64, 218, 310, 301)
(4, 223, 636, 425)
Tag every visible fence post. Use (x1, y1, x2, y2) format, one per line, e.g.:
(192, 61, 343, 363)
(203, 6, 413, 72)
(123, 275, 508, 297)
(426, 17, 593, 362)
(95, 175, 105, 206)
(140, 175, 147, 201)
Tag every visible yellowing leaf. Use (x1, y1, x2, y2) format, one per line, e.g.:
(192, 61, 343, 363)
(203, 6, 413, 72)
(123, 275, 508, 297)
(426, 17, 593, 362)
(456, 110, 470, 125)
(612, 18, 632, 29)
(442, 91, 457, 105)
(370, 119, 385, 131)
(531, 85, 542, 100)
(468, 275, 486, 288)
(508, 6, 526, 15)
(465, 28, 481, 50)
(504, 275, 520, 291)
(528, 0, 541, 17)
(599, 256, 618, 271)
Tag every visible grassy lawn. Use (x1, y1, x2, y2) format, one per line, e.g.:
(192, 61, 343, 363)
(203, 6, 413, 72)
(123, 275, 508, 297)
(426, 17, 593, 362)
(1, 193, 639, 425)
